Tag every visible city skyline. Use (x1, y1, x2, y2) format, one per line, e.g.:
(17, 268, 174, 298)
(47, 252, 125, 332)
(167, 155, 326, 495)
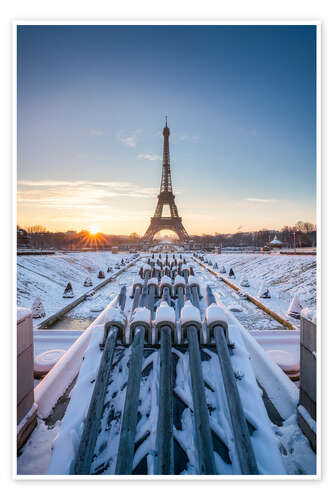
(17, 25, 316, 235)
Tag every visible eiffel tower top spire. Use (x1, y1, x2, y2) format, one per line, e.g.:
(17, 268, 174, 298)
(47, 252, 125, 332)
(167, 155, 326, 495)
(161, 117, 172, 193)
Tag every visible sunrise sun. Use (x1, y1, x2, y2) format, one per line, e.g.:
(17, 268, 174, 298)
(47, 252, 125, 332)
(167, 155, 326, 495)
(89, 223, 100, 235)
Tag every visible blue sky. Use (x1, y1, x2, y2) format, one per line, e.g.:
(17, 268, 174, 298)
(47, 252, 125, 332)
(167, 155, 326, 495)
(17, 25, 316, 235)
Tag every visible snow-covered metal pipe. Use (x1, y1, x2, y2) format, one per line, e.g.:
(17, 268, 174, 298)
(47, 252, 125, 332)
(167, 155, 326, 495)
(130, 307, 152, 344)
(157, 322, 174, 474)
(155, 298, 176, 344)
(188, 275, 202, 298)
(180, 300, 202, 344)
(159, 275, 173, 298)
(163, 265, 171, 277)
(174, 274, 185, 296)
(186, 324, 216, 475)
(131, 285, 142, 315)
(115, 325, 145, 475)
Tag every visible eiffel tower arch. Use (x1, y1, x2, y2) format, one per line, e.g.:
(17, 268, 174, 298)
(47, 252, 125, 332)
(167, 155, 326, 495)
(143, 119, 189, 242)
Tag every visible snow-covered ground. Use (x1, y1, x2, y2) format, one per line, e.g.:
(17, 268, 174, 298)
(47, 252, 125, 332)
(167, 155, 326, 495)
(16, 251, 317, 476)
(199, 253, 316, 328)
(17, 251, 138, 325)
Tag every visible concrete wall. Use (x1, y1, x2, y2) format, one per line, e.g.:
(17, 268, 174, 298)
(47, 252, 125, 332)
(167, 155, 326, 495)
(17, 308, 37, 448)
(298, 316, 316, 451)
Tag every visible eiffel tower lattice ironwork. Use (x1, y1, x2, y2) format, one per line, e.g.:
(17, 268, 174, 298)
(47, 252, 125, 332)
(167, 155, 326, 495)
(143, 119, 189, 241)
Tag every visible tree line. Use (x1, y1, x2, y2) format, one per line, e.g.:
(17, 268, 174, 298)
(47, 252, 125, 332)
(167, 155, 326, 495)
(191, 221, 316, 249)
(17, 221, 316, 250)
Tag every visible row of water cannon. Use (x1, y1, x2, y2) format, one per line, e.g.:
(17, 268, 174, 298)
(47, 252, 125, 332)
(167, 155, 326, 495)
(136, 254, 199, 289)
(124, 256, 229, 346)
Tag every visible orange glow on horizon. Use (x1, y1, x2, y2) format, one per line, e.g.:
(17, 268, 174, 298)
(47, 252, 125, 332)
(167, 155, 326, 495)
(89, 223, 100, 235)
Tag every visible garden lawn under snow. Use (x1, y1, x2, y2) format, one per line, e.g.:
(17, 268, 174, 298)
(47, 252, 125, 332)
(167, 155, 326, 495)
(203, 253, 316, 327)
(17, 251, 137, 325)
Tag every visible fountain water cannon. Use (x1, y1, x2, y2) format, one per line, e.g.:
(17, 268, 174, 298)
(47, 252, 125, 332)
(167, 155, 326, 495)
(181, 264, 191, 280)
(153, 265, 162, 280)
(142, 263, 152, 279)
(129, 307, 152, 344)
(130, 277, 144, 298)
(188, 275, 202, 298)
(174, 275, 185, 298)
(155, 300, 176, 344)
(163, 265, 171, 277)
(160, 275, 173, 298)
(147, 277, 159, 293)
(205, 303, 230, 345)
(180, 300, 202, 344)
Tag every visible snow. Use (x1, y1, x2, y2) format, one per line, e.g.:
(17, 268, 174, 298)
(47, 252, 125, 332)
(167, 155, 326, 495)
(18, 418, 60, 475)
(174, 275, 185, 287)
(89, 293, 107, 312)
(188, 275, 199, 287)
(17, 252, 317, 475)
(148, 277, 158, 287)
(202, 253, 316, 325)
(240, 277, 250, 287)
(83, 276, 93, 287)
(47, 294, 131, 474)
(17, 251, 136, 325)
(160, 275, 172, 286)
(34, 349, 66, 376)
(33, 294, 123, 419)
(298, 405, 316, 434)
(103, 306, 127, 326)
(31, 296, 46, 318)
(258, 281, 271, 299)
(33, 330, 82, 357)
(180, 300, 201, 325)
(215, 297, 299, 420)
(205, 303, 229, 327)
(228, 304, 244, 313)
(17, 307, 31, 323)
(287, 293, 302, 315)
(266, 349, 299, 373)
(301, 307, 317, 324)
(131, 306, 151, 325)
(132, 276, 144, 287)
(155, 301, 176, 325)
(272, 413, 316, 475)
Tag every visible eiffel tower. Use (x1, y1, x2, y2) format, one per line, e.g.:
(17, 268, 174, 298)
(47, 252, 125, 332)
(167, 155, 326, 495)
(143, 118, 189, 242)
